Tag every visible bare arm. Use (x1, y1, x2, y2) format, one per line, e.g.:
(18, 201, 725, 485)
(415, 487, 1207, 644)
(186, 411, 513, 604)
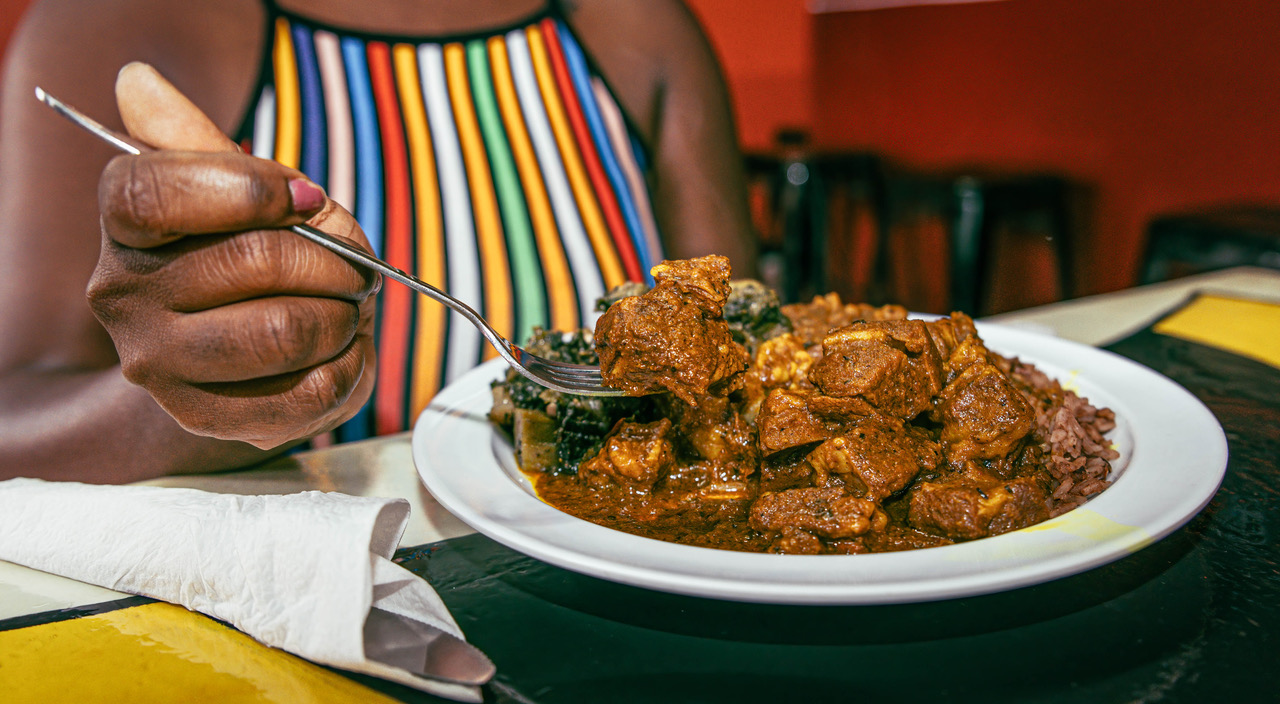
(567, 0, 758, 276)
(0, 0, 374, 481)
(0, 0, 754, 482)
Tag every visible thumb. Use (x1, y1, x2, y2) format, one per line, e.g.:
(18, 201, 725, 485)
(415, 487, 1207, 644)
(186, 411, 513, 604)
(115, 62, 238, 153)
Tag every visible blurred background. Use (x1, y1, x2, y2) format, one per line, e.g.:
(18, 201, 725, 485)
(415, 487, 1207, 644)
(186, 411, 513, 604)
(5, 0, 1279, 314)
(685, 0, 1280, 314)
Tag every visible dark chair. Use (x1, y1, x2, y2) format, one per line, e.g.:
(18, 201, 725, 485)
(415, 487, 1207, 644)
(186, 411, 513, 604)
(877, 168, 1076, 315)
(1139, 205, 1280, 284)
(744, 132, 884, 304)
(743, 150, 790, 296)
(745, 140, 1075, 314)
(808, 151, 887, 303)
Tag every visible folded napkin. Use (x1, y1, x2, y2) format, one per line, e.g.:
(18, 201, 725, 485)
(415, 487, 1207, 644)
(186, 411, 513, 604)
(0, 479, 491, 702)
(1152, 293, 1280, 369)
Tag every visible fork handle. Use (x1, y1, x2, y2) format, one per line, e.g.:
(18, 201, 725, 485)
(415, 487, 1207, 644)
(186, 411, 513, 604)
(34, 86, 520, 369)
(286, 223, 513, 357)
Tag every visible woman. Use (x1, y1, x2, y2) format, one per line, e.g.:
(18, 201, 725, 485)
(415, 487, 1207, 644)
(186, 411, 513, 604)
(0, 0, 755, 481)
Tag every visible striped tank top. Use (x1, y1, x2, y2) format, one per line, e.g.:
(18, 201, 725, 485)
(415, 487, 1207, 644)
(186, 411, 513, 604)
(236, 1, 666, 443)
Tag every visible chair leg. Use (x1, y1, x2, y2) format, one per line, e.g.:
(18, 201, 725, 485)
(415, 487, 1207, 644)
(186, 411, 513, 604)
(779, 168, 806, 303)
(1138, 223, 1176, 285)
(867, 172, 895, 306)
(950, 177, 986, 315)
(807, 172, 829, 298)
(1047, 192, 1074, 300)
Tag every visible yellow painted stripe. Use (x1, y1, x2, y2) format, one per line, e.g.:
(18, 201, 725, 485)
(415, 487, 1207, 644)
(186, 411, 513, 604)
(525, 25, 625, 289)
(488, 36, 578, 332)
(272, 18, 302, 169)
(0, 602, 397, 704)
(445, 42, 513, 360)
(393, 44, 447, 415)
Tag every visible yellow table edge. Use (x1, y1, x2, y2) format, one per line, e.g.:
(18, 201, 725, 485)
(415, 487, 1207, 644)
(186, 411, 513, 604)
(0, 600, 400, 704)
(1153, 293, 1280, 369)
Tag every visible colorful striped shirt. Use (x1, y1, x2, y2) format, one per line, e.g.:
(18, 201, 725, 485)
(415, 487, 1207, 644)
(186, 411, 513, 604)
(236, 2, 666, 442)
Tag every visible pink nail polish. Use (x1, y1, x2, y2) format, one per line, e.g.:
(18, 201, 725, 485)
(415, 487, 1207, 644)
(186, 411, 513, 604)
(289, 178, 326, 213)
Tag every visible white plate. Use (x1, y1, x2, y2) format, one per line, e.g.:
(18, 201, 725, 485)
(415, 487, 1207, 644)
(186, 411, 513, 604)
(412, 324, 1227, 605)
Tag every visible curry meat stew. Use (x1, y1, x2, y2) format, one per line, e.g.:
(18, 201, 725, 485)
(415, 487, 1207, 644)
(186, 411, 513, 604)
(489, 256, 1118, 554)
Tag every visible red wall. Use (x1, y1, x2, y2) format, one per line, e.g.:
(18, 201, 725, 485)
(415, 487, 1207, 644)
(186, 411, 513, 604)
(7, 0, 1275, 303)
(812, 0, 1280, 297)
(685, 0, 813, 152)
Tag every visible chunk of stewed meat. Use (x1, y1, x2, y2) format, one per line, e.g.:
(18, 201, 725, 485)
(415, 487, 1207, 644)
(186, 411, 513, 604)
(806, 418, 941, 501)
(739, 332, 815, 423)
(656, 394, 758, 473)
(808, 320, 944, 420)
(907, 474, 1048, 541)
(758, 450, 815, 494)
(805, 393, 881, 425)
(595, 255, 748, 405)
(940, 334, 992, 383)
(922, 311, 979, 362)
(750, 486, 887, 540)
(781, 292, 908, 348)
(578, 418, 676, 492)
(934, 361, 1035, 467)
(769, 526, 823, 555)
(755, 389, 843, 456)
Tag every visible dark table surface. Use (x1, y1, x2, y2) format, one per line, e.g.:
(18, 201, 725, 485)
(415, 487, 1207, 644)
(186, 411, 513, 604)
(366, 310, 1279, 704)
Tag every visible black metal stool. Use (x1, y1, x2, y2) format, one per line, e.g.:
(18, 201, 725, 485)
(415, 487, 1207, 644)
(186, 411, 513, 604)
(1139, 205, 1280, 284)
(745, 132, 885, 304)
(878, 168, 1075, 315)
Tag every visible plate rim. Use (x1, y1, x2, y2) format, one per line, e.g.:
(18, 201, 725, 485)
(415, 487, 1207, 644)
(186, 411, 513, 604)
(411, 323, 1228, 604)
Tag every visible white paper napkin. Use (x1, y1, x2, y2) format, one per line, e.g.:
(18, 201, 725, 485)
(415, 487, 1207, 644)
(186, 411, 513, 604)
(0, 478, 489, 702)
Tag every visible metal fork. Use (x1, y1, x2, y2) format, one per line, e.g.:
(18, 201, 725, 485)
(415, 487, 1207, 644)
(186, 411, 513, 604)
(36, 87, 621, 396)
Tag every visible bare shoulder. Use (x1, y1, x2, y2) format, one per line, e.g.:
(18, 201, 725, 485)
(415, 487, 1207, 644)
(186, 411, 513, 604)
(563, 0, 718, 75)
(565, 0, 708, 38)
(0, 0, 269, 371)
(5, 0, 267, 133)
(559, 0, 722, 141)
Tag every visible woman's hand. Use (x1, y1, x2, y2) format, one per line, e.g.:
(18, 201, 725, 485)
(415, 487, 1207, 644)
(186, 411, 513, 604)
(88, 63, 378, 449)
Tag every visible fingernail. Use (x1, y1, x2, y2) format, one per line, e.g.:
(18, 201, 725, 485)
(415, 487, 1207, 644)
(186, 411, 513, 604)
(289, 178, 326, 213)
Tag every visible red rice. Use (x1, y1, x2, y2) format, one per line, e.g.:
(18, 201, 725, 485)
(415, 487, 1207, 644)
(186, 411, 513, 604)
(1003, 357, 1120, 517)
